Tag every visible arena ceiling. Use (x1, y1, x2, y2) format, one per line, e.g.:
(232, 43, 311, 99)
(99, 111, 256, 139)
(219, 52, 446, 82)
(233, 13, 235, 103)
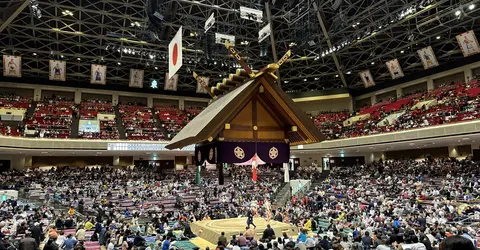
(0, 0, 479, 94)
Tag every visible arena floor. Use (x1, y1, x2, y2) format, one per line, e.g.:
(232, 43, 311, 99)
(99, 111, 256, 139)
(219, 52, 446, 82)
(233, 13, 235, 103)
(190, 217, 299, 244)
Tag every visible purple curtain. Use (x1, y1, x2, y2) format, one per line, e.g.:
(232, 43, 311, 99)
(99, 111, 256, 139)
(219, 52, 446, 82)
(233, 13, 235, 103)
(195, 141, 290, 164)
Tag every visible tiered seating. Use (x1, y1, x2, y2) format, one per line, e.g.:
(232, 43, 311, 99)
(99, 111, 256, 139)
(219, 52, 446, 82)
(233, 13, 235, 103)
(0, 94, 31, 137)
(314, 79, 480, 139)
(25, 97, 73, 138)
(80, 99, 114, 119)
(154, 106, 190, 139)
(0, 94, 30, 109)
(119, 104, 164, 140)
(0, 121, 22, 136)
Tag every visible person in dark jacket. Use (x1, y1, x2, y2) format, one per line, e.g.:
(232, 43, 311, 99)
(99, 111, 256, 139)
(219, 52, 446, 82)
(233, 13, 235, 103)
(30, 223, 42, 246)
(262, 224, 275, 241)
(18, 233, 38, 250)
(43, 238, 59, 250)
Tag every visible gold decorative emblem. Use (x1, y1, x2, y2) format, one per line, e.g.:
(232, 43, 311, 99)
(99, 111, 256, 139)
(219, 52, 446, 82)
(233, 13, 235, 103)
(234, 146, 245, 160)
(209, 148, 214, 161)
(269, 147, 279, 159)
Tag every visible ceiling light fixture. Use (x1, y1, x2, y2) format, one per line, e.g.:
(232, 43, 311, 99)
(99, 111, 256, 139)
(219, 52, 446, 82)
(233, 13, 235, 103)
(469, 4, 475, 10)
(455, 10, 461, 16)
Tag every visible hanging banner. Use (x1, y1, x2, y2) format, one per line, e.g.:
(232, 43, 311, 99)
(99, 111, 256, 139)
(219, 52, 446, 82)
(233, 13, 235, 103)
(196, 76, 210, 94)
(359, 69, 375, 88)
(3, 55, 21, 78)
(168, 26, 183, 78)
(258, 23, 271, 43)
(91, 64, 107, 85)
(215, 33, 235, 46)
(456, 30, 480, 57)
(49, 60, 66, 81)
(240, 6, 263, 22)
(164, 73, 178, 91)
(417, 46, 439, 69)
(204, 12, 215, 32)
(129, 69, 144, 88)
(386, 59, 404, 79)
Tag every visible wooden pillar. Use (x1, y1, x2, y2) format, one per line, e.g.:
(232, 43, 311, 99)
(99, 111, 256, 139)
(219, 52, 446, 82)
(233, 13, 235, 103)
(218, 163, 224, 185)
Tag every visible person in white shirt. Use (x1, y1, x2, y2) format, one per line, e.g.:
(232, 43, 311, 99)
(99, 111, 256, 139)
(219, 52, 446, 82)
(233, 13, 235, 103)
(107, 239, 115, 250)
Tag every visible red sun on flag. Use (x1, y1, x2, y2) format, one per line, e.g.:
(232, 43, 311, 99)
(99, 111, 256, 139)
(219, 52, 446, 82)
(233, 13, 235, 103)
(173, 43, 178, 66)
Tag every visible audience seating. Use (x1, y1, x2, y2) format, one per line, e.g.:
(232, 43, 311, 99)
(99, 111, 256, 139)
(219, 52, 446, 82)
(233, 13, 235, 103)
(119, 104, 164, 140)
(25, 97, 73, 138)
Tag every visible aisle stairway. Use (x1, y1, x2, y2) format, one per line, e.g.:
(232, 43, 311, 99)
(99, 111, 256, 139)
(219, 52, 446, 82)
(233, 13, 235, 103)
(70, 111, 80, 138)
(273, 183, 291, 208)
(114, 106, 127, 140)
(26, 101, 37, 118)
(153, 111, 169, 139)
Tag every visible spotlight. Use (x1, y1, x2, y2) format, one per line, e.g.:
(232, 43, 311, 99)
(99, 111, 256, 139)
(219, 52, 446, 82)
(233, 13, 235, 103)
(77, 57, 81, 61)
(60, 55, 64, 58)
(455, 10, 461, 16)
(117, 62, 121, 65)
(400, 50, 404, 54)
(32, 53, 37, 56)
(436, 36, 441, 39)
(335, 75, 339, 77)
(314, 77, 319, 80)
(155, 67, 158, 70)
(371, 62, 375, 65)
(469, 4, 475, 10)
(346, 71, 351, 74)
(303, 79, 307, 82)
(284, 80, 289, 83)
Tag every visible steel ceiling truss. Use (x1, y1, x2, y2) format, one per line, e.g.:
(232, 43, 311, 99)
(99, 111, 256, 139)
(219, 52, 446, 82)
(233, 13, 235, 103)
(0, 0, 479, 93)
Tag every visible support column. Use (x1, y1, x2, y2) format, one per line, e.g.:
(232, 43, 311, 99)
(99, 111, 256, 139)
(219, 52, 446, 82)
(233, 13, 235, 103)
(113, 156, 120, 166)
(218, 163, 224, 185)
(196, 165, 201, 185)
(471, 143, 480, 155)
(448, 146, 459, 158)
(33, 87, 41, 101)
(427, 79, 434, 91)
(396, 87, 403, 98)
(283, 163, 290, 183)
(265, 1, 281, 84)
(147, 97, 153, 108)
(11, 156, 26, 171)
(371, 95, 376, 105)
(24, 156, 32, 168)
(112, 94, 119, 105)
(179, 98, 185, 110)
(74, 90, 82, 104)
(464, 67, 473, 83)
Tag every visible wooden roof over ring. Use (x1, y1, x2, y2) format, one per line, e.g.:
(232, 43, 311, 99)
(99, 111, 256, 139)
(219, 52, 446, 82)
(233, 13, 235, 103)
(165, 69, 326, 150)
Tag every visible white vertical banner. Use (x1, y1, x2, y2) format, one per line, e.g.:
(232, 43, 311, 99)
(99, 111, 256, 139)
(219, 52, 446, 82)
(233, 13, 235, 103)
(456, 30, 480, 57)
(204, 12, 215, 32)
(196, 76, 210, 94)
(240, 6, 263, 22)
(359, 69, 375, 88)
(385, 59, 404, 79)
(3, 55, 22, 78)
(49, 60, 66, 81)
(168, 26, 183, 78)
(164, 73, 178, 91)
(129, 69, 144, 88)
(215, 33, 235, 46)
(258, 23, 271, 43)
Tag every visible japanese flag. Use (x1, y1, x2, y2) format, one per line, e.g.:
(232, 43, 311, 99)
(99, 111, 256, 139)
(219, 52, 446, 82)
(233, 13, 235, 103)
(169, 26, 183, 78)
